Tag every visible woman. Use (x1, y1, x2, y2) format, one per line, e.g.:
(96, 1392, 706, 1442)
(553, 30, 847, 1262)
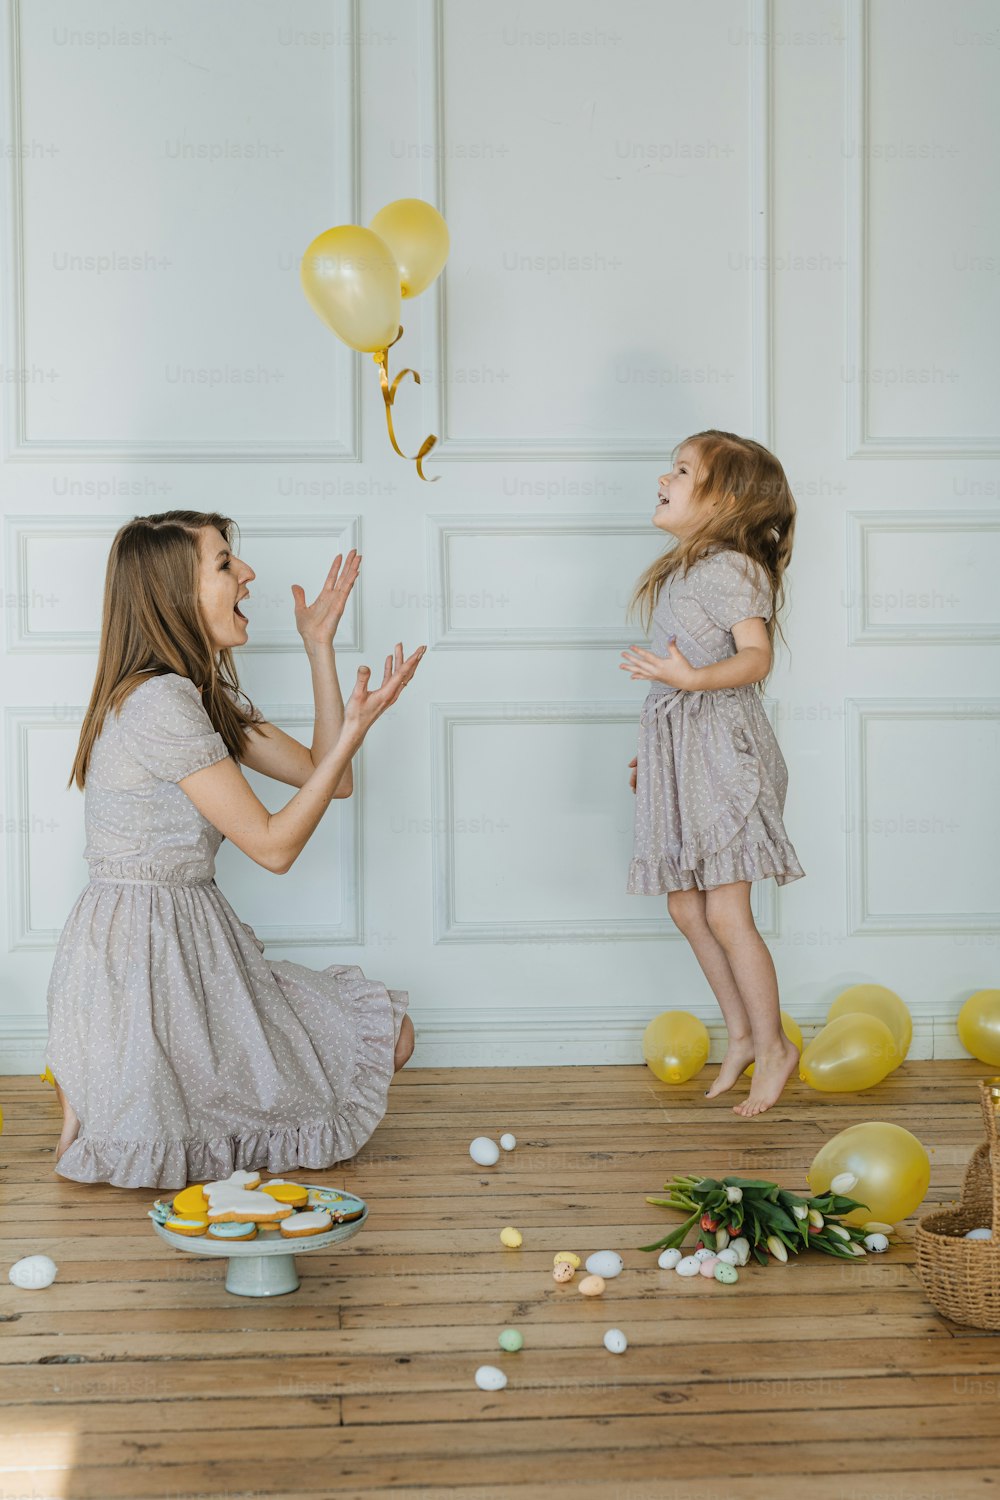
(47, 509, 423, 1189)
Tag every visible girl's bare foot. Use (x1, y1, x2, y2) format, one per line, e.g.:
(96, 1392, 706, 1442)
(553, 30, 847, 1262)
(53, 1079, 81, 1165)
(733, 1037, 799, 1117)
(704, 1036, 755, 1098)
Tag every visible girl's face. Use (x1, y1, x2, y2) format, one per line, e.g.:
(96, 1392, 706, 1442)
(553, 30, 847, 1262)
(653, 443, 703, 537)
(197, 526, 255, 652)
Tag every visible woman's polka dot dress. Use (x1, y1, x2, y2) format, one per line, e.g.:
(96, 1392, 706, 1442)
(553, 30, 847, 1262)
(628, 548, 806, 895)
(45, 672, 408, 1190)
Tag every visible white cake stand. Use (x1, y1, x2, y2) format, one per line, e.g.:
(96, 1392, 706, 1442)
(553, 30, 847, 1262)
(152, 1205, 368, 1297)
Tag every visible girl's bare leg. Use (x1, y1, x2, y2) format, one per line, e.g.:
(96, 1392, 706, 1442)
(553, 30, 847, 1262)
(393, 1013, 415, 1074)
(666, 888, 755, 1097)
(53, 1077, 80, 1163)
(703, 881, 799, 1117)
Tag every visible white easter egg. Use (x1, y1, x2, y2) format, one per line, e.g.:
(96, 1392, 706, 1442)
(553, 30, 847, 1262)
(499, 1133, 516, 1151)
(675, 1255, 701, 1277)
(693, 1248, 715, 1262)
(603, 1329, 628, 1355)
(585, 1251, 623, 1279)
(716, 1248, 739, 1265)
(469, 1137, 500, 1167)
(474, 1364, 508, 1391)
(8, 1255, 57, 1290)
(657, 1248, 682, 1270)
(862, 1233, 889, 1253)
(964, 1227, 993, 1241)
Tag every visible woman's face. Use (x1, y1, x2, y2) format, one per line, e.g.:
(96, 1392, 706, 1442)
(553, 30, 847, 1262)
(197, 526, 255, 651)
(653, 443, 703, 537)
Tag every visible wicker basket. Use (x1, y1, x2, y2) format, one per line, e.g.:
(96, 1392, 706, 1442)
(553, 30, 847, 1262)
(915, 1080, 1000, 1330)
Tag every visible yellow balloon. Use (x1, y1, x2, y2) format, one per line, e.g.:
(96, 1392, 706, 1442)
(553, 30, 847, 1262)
(957, 989, 1000, 1067)
(369, 198, 450, 299)
(744, 1011, 802, 1076)
(300, 225, 401, 353)
(642, 1010, 710, 1084)
(808, 1122, 930, 1225)
(799, 1014, 897, 1092)
(828, 984, 911, 1070)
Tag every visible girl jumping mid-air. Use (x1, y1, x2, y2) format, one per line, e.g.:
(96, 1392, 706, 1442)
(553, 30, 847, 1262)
(621, 430, 805, 1117)
(48, 509, 424, 1188)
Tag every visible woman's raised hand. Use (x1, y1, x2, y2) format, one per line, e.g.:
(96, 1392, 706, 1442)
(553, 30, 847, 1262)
(342, 643, 426, 742)
(628, 755, 637, 794)
(291, 549, 362, 651)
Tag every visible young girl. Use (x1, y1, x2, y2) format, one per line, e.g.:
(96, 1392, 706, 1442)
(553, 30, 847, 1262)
(47, 509, 424, 1189)
(621, 430, 805, 1118)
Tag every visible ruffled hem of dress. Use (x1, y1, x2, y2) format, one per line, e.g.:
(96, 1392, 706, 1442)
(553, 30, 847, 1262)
(627, 836, 806, 895)
(52, 964, 409, 1191)
(677, 739, 761, 868)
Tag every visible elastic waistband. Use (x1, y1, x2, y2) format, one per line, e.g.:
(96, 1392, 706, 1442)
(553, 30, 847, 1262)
(87, 875, 216, 888)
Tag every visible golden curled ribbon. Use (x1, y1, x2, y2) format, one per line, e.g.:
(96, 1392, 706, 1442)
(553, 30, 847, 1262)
(372, 325, 439, 482)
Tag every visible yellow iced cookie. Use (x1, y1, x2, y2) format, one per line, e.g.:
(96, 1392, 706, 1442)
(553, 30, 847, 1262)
(172, 1184, 209, 1217)
(165, 1217, 209, 1237)
(260, 1182, 309, 1209)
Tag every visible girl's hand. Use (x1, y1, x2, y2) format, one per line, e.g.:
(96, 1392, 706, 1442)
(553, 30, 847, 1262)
(628, 755, 637, 794)
(342, 643, 426, 743)
(619, 637, 700, 691)
(292, 550, 361, 652)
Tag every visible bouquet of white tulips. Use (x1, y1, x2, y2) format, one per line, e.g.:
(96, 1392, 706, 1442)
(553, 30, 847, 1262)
(640, 1174, 872, 1264)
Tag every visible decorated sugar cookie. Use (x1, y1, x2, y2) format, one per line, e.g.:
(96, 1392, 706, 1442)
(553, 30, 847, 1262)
(207, 1221, 258, 1241)
(165, 1217, 210, 1237)
(148, 1199, 174, 1224)
(204, 1170, 261, 1194)
(326, 1195, 365, 1223)
(205, 1186, 294, 1223)
(261, 1181, 309, 1209)
(279, 1209, 332, 1238)
(307, 1186, 350, 1207)
(172, 1184, 210, 1217)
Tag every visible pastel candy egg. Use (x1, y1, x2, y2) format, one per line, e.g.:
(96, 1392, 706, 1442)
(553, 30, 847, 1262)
(964, 1227, 992, 1241)
(469, 1137, 500, 1167)
(578, 1275, 606, 1297)
(657, 1248, 682, 1270)
(553, 1262, 576, 1284)
(498, 1328, 523, 1352)
(553, 1251, 581, 1269)
(500, 1226, 523, 1248)
(863, 1233, 890, 1253)
(675, 1256, 701, 1277)
(716, 1248, 739, 1266)
(603, 1329, 628, 1354)
(585, 1251, 623, 1279)
(693, 1248, 715, 1262)
(8, 1255, 57, 1290)
(474, 1365, 508, 1391)
(698, 1257, 719, 1278)
(499, 1133, 517, 1151)
(714, 1262, 739, 1285)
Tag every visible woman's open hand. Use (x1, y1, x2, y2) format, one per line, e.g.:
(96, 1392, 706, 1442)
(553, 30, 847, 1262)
(342, 642, 426, 743)
(628, 756, 637, 794)
(292, 550, 361, 653)
(619, 637, 699, 691)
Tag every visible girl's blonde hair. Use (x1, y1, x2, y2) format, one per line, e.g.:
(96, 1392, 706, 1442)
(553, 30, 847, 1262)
(628, 429, 797, 687)
(68, 509, 263, 790)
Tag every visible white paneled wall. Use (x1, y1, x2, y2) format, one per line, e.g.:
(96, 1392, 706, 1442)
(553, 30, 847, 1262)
(1, 0, 997, 1072)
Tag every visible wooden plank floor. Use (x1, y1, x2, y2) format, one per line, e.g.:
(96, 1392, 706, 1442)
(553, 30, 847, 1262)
(1, 1060, 997, 1500)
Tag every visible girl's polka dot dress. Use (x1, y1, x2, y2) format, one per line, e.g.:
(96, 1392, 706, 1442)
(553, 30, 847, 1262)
(628, 548, 806, 895)
(45, 672, 408, 1190)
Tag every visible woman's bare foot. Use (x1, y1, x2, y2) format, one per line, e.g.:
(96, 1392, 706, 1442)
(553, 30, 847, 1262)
(393, 1014, 415, 1073)
(53, 1079, 81, 1165)
(733, 1037, 799, 1117)
(704, 1036, 756, 1098)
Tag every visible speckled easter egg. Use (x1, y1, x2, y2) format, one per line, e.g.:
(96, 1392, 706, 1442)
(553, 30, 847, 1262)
(714, 1262, 739, 1285)
(698, 1257, 719, 1278)
(675, 1256, 701, 1277)
(657, 1248, 682, 1270)
(498, 1329, 523, 1353)
(603, 1329, 628, 1354)
(553, 1261, 576, 1284)
(474, 1365, 508, 1391)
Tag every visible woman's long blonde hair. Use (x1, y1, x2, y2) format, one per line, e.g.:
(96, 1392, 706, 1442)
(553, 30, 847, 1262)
(629, 429, 797, 685)
(68, 509, 263, 790)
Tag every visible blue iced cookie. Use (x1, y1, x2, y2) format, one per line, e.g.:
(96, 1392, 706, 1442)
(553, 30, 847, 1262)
(207, 1220, 257, 1240)
(148, 1199, 174, 1224)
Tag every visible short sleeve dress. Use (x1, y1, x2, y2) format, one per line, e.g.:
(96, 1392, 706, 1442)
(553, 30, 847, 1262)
(45, 671, 409, 1190)
(627, 548, 805, 894)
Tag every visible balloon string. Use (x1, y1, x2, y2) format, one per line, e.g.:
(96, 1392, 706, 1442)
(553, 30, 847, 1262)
(373, 325, 439, 482)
